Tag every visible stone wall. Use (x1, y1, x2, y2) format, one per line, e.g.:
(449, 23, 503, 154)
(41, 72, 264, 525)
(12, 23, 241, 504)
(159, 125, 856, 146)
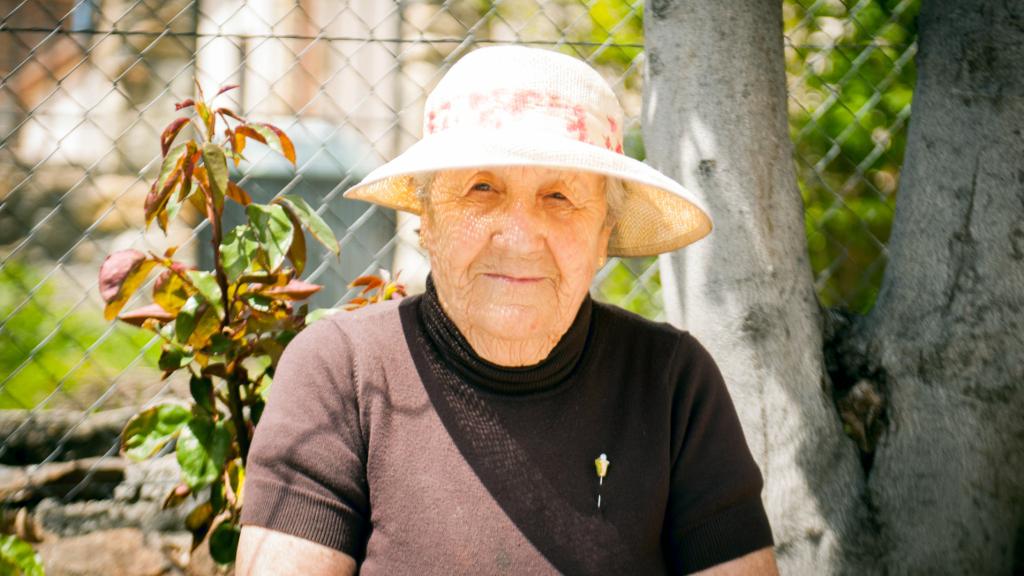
(1, 409, 230, 575)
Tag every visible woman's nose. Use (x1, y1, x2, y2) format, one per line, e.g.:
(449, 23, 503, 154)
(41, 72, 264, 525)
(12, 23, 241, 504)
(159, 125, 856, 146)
(490, 199, 546, 255)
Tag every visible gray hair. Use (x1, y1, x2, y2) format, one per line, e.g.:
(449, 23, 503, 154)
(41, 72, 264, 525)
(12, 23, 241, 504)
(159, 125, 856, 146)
(413, 171, 626, 227)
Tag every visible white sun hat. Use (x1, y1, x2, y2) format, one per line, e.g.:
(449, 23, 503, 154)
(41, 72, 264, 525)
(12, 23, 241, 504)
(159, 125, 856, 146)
(342, 45, 712, 257)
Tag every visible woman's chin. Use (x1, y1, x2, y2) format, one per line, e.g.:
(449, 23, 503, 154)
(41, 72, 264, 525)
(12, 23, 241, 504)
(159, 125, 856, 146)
(472, 303, 552, 341)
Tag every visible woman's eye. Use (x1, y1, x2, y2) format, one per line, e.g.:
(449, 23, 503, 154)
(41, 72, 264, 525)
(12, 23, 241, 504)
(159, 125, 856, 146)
(546, 191, 570, 202)
(471, 182, 493, 192)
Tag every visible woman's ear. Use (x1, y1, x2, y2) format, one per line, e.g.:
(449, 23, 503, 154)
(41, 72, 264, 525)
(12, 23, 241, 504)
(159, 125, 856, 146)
(417, 211, 431, 251)
(596, 222, 613, 268)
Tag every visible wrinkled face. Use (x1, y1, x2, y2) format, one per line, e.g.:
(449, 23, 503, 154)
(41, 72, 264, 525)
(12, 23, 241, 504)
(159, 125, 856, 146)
(420, 166, 613, 347)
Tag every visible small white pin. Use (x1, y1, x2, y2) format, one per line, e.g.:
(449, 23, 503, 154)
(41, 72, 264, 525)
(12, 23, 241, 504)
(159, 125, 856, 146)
(594, 453, 610, 509)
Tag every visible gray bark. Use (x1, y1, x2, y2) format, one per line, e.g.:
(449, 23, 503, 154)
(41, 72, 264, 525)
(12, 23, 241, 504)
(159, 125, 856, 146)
(851, 0, 1024, 572)
(647, 0, 1024, 573)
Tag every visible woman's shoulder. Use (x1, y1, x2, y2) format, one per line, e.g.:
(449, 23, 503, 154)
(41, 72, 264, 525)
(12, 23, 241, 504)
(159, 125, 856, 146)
(314, 296, 406, 337)
(282, 297, 408, 368)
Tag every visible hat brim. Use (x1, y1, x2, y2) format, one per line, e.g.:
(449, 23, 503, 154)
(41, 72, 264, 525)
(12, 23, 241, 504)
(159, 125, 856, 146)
(342, 127, 712, 257)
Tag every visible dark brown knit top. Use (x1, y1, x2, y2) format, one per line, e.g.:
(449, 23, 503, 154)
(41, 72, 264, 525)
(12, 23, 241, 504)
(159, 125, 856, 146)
(240, 276, 773, 574)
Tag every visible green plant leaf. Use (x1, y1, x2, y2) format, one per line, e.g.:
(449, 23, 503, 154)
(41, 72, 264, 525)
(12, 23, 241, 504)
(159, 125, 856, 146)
(153, 264, 193, 314)
(274, 194, 340, 255)
(185, 500, 214, 534)
(158, 344, 193, 371)
(201, 142, 229, 203)
(196, 101, 215, 138)
(187, 304, 222, 350)
(190, 375, 215, 415)
(246, 204, 294, 272)
(242, 293, 274, 313)
(121, 403, 191, 461)
(176, 415, 231, 491)
(176, 294, 201, 344)
(226, 457, 245, 507)
(0, 534, 44, 576)
(207, 333, 231, 356)
(220, 225, 262, 283)
(282, 208, 307, 276)
(186, 270, 224, 319)
(209, 520, 241, 565)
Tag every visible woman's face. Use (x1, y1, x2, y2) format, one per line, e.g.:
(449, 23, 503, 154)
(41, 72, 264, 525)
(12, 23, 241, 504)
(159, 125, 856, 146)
(420, 166, 612, 349)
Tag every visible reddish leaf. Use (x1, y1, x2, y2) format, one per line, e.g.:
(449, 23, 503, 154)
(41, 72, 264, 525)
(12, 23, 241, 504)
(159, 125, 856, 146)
(162, 483, 192, 510)
(342, 298, 368, 311)
(216, 84, 239, 97)
(176, 148, 199, 202)
(237, 123, 296, 165)
(349, 275, 384, 294)
(265, 279, 323, 300)
(234, 125, 266, 145)
(119, 303, 175, 326)
(161, 118, 190, 156)
(145, 171, 180, 228)
(99, 249, 147, 303)
(227, 129, 246, 167)
(257, 123, 296, 165)
(146, 142, 194, 228)
(99, 250, 158, 321)
(215, 107, 244, 122)
(226, 181, 252, 206)
(175, 99, 195, 111)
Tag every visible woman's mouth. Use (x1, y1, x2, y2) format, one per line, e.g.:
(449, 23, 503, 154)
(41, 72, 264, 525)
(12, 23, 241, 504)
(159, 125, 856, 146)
(484, 273, 544, 284)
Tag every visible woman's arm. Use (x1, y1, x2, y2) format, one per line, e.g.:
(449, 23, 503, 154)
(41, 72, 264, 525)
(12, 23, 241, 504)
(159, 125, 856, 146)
(236, 526, 357, 576)
(692, 546, 778, 576)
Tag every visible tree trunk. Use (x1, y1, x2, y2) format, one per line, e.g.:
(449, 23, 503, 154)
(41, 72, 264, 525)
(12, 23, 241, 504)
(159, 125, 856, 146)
(850, 0, 1024, 572)
(647, 0, 1024, 572)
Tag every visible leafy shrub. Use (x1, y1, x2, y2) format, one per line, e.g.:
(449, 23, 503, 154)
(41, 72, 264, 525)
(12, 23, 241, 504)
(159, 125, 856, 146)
(99, 83, 404, 563)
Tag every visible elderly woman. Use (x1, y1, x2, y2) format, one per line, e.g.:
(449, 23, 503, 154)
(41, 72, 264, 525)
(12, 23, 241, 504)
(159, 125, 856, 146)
(236, 46, 776, 574)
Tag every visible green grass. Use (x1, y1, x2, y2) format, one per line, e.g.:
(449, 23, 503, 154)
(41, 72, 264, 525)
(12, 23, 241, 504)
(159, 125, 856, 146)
(0, 259, 161, 410)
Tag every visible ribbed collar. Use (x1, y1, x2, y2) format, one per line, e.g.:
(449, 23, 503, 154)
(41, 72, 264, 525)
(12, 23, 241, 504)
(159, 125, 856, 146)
(417, 274, 593, 395)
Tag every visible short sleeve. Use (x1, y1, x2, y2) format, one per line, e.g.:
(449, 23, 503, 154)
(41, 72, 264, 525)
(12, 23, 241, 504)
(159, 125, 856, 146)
(663, 333, 774, 573)
(239, 317, 370, 559)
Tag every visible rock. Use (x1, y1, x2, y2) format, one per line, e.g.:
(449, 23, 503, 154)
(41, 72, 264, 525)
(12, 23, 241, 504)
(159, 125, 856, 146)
(0, 407, 136, 465)
(0, 456, 126, 504)
(34, 494, 192, 536)
(37, 527, 175, 576)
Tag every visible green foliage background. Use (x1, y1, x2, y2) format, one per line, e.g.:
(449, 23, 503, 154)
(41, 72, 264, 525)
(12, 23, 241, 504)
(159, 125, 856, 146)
(0, 260, 160, 409)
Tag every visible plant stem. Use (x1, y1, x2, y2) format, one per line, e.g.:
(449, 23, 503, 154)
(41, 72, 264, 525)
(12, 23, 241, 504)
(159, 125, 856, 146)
(228, 374, 251, 464)
(204, 193, 232, 330)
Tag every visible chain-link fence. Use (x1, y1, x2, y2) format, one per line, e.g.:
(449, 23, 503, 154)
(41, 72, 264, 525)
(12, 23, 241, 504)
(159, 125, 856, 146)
(0, 0, 919, 559)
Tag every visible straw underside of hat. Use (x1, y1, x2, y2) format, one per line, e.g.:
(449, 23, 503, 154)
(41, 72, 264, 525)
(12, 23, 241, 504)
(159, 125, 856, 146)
(345, 174, 711, 258)
(342, 127, 713, 257)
